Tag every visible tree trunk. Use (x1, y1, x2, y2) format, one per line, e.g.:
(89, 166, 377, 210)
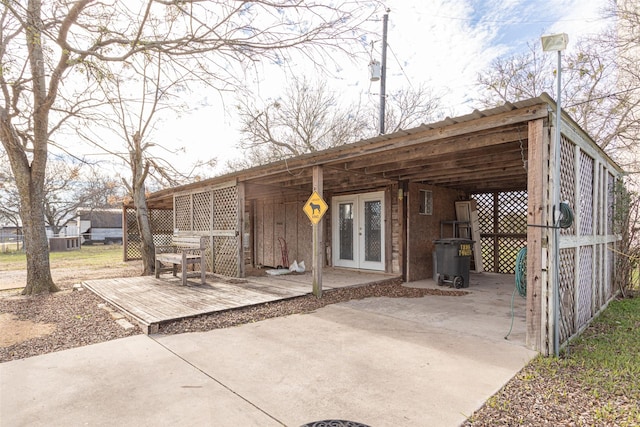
(20, 183, 59, 294)
(2, 147, 58, 294)
(134, 187, 156, 275)
(131, 131, 155, 275)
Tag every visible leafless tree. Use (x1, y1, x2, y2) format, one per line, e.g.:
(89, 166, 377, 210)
(376, 84, 443, 134)
(475, 6, 640, 172)
(233, 78, 442, 169)
(0, 1, 379, 292)
(78, 51, 221, 274)
(1, 152, 125, 234)
(235, 76, 371, 166)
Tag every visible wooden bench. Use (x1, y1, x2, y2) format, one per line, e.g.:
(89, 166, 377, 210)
(155, 235, 206, 286)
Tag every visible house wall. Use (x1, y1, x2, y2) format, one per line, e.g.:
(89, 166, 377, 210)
(253, 194, 312, 268)
(326, 185, 401, 274)
(406, 183, 462, 282)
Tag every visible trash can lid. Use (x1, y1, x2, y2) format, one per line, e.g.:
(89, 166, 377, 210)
(434, 238, 474, 244)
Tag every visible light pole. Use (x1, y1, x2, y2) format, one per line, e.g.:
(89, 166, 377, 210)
(541, 32, 568, 357)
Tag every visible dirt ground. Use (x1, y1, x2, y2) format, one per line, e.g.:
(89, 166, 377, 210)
(0, 262, 142, 349)
(0, 312, 56, 347)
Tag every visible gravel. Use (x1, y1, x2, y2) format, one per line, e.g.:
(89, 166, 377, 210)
(0, 288, 141, 362)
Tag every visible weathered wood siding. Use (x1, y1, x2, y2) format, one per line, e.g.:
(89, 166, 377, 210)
(253, 195, 312, 268)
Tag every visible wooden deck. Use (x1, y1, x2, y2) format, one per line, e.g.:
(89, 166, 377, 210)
(83, 269, 399, 334)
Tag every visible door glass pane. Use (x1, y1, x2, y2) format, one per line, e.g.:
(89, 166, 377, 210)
(339, 203, 354, 260)
(364, 200, 381, 262)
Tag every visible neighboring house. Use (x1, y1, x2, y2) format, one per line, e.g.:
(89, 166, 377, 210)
(76, 209, 123, 245)
(128, 94, 624, 356)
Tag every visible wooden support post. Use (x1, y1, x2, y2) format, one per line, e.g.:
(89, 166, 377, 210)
(312, 166, 324, 298)
(526, 118, 548, 353)
(237, 182, 246, 278)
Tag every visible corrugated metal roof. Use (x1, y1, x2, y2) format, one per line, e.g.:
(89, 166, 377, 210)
(143, 94, 623, 208)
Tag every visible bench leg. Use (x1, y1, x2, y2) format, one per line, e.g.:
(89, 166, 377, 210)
(155, 260, 160, 279)
(181, 266, 187, 286)
(200, 261, 206, 284)
(172, 264, 177, 277)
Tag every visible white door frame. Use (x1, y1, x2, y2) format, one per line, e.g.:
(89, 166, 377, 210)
(332, 191, 385, 271)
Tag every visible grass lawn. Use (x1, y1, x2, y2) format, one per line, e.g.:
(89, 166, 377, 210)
(0, 245, 128, 271)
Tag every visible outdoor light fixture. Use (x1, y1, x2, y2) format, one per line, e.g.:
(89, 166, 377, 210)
(541, 32, 568, 358)
(541, 33, 569, 52)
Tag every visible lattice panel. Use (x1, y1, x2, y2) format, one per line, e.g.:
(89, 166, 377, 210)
(558, 248, 576, 344)
(607, 245, 615, 299)
(175, 194, 191, 231)
(497, 191, 527, 233)
(213, 187, 238, 231)
(497, 237, 527, 274)
(596, 167, 603, 235)
(559, 136, 576, 236)
(193, 191, 212, 232)
(125, 208, 173, 260)
(473, 193, 494, 234)
(595, 244, 602, 308)
(203, 236, 213, 273)
(125, 208, 141, 260)
(472, 191, 527, 273)
(579, 152, 594, 236)
(214, 236, 239, 277)
(577, 246, 593, 329)
(480, 237, 495, 272)
(607, 173, 615, 235)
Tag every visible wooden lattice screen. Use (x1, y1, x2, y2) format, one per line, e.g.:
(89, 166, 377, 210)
(552, 131, 619, 350)
(472, 191, 527, 274)
(173, 183, 240, 277)
(124, 208, 173, 261)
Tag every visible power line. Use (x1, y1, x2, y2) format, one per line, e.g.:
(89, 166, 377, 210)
(565, 86, 640, 108)
(387, 43, 414, 89)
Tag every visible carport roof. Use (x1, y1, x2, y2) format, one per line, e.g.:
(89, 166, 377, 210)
(144, 93, 618, 209)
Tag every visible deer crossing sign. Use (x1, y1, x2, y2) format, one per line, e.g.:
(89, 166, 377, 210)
(303, 191, 328, 224)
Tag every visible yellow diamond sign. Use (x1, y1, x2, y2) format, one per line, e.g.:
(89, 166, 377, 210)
(303, 191, 328, 224)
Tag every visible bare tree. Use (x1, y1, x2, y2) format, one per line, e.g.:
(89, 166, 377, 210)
(0, 150, 21, 231)
(1, 152, 125, 235)
(234, 78, 441, 169)
(42, 159, 125, 235)
(376, 84, 443, 134)
(0, 1, 380, 294)
(236, 76, 371, 164)
(475, 9, 640, 171)
(79, 52, 211, 275)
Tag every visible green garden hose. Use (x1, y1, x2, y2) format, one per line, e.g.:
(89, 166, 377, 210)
(505, 247, 527, 340)
(557, 201, 574, 229)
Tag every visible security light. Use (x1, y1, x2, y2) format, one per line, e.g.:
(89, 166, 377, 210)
(541, 33, 569, 52)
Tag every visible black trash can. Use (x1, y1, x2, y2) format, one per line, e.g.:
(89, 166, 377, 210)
(434, 238, 473, 288)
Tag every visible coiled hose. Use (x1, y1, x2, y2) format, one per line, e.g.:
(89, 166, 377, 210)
(505, 247, 527, 340)
(557, 201, 574, 229)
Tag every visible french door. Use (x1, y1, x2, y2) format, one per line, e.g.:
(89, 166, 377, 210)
(332, 191, 385, 271)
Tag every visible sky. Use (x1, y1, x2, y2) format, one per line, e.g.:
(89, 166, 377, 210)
(153, 0, 613, 176)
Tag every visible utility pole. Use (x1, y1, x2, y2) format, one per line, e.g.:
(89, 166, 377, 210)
(379, 9, 389, 135)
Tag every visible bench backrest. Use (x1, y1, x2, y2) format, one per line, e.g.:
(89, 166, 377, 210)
(172, 235, 205, 249)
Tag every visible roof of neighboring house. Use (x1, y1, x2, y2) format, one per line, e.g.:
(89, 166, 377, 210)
(77, 209, 123, 228)
(143, 94, 623, 210)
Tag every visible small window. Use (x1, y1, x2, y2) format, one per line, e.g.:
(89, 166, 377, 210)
(419, 190, 433, 215)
